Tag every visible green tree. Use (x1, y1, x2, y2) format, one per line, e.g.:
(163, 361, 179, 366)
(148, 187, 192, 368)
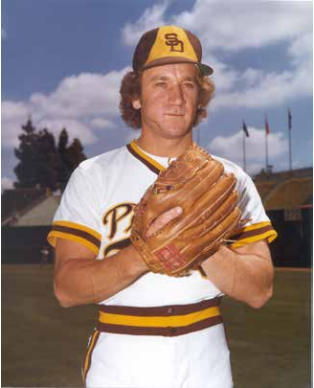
(14, 118, 40, 188)
(37, 129, 59, 191)
(14, 119, 87, 191)
(57, 128, 72, 190)
(67, 138, 86, 169)
(57, 130, 86, 191)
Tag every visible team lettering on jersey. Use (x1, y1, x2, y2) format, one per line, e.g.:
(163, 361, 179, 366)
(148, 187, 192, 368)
(102, 203, 135, 257)
(101, 202, 207, 278)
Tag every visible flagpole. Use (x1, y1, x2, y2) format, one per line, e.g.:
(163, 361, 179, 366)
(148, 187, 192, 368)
(289, 124, 292, 172)
(288, 108, 292, 173)
(265, 131, 269, 170)
(265, 115, 270, 172)
(243, 130, 246, 172)
(242, 120, 249, 172)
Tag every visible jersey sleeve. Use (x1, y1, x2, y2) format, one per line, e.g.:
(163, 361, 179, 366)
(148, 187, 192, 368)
(229, 171, 277, 248)
(47, 165, 102, 255)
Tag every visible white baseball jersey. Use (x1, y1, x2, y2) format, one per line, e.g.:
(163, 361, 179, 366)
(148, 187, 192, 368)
(48, 140, 277, 388)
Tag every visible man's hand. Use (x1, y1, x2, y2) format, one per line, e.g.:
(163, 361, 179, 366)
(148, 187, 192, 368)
(201, 240, 274, 308)
(54, 206, 183, 307)
(146, 207, 183, 237)
(131, 143, 241, 277)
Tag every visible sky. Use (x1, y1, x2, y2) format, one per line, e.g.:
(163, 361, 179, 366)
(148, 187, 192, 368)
(1, 0, 313, 190)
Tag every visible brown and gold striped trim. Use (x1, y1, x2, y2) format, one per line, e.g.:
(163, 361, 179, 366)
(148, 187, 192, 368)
(127, 141, 165, 175)
(231, 223, 273, 241)
(48, 221, 101, 255)
(82, 330, 100, 384)
(104, 237, 132, 257)
(52, 224, 100, 247)
(99, 297, 221, 315)
(97, 316, 222, 337)
(229, 221, 277, 248)
(96, 297, 222, 337)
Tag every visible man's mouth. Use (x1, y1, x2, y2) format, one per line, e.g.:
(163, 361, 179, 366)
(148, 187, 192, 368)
(164, 113, 185, 117)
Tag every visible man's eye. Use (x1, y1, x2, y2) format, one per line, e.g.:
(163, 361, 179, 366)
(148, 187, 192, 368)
(183, 82, 196, 89)
(155, 82, 167, 88)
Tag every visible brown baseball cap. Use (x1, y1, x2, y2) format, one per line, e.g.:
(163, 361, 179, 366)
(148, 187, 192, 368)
(132, 25, 214, 76)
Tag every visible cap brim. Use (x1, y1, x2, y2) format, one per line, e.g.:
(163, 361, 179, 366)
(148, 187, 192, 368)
(197, 63, 214, 76)
(142, 57, 214, 76)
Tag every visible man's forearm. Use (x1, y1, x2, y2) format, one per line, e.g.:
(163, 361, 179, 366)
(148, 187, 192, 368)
(201, 244, 274, 308)
(54, 245, 148, 307)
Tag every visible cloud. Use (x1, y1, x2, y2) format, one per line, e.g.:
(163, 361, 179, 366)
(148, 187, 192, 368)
(2, 177, 14, 192)
(1, 101, 30, 147)
(121, 2, 169, 46)
(207, 127, 289, 175)
(177, 1, 312, 108)
(38, 118, 97, 145)
(174, 1, 311, 51)
(1, 68, 130, 149)
(1, 101, 29, 122)
(212, 67, 312, 110)
(90, 118, 116, 129)
(30, 69, 129, 120)
(122, 0, 312, 110)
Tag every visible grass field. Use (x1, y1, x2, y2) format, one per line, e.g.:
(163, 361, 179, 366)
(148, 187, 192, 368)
(1, 265, 312, 388)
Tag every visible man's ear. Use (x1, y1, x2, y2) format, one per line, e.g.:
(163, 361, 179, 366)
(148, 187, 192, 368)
(132, 99, 141, 110)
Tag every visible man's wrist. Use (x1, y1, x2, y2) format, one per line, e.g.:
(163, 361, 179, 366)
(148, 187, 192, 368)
(126, 244, 149, 277)
(201, 245, 232, 270)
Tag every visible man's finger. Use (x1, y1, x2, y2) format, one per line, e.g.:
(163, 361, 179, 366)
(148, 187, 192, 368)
(146, 207, 182, 237)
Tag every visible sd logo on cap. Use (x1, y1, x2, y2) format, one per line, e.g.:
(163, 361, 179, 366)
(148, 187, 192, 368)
(132, 25, 214, 76)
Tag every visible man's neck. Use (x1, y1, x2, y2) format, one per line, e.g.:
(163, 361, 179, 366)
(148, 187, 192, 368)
(136, 133, 193, 158)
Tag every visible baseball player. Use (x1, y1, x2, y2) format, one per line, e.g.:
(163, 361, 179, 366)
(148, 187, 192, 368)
(48, 25, 277, 388)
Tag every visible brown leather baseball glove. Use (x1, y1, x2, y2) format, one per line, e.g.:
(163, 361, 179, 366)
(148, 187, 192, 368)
(130, 143, 241, 276)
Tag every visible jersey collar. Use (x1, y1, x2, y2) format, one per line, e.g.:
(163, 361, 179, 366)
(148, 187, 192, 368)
(127, 140, 166, 176)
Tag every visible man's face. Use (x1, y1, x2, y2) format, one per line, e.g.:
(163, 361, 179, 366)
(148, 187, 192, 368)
(133, 63, 200, 140)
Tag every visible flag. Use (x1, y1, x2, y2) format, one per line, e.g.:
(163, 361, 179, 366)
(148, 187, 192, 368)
(288, 108, 292, 130)
(265, 116, 270, 135)
(242, 121, 249, 137)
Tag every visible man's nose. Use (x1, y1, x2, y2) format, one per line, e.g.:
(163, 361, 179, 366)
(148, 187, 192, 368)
(168, 84, 185, 105)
